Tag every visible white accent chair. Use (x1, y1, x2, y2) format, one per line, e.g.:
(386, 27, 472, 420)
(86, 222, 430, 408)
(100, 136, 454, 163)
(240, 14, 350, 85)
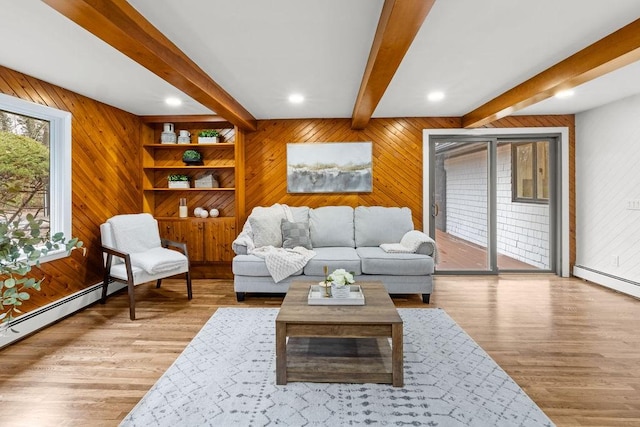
(100, 213, 192, 320)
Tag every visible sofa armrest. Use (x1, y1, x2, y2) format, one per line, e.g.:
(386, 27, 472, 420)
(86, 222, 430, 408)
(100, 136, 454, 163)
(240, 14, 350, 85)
(232, 229, 254, 255)
(416, 241, 436, 256)
(405, 230, 438, 264)
(233, 243, 248, 255)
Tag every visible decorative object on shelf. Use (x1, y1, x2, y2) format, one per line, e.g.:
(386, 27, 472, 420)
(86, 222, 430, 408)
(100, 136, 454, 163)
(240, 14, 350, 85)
(194, 207, 204, 217)
(287, 142, 372, 193)
(326, 268, 355, 299)
(198, 129, 220, 144)
(209, 208, 219, 218)
(178, 130, 191, 144)
(182, 149, 202, 165)
(168, 174, 190, 188)
(194, 173, 219, 188)
(199, 210, 209, 218)
(161, 122, 177, 144)
(179, 198, 188, 218)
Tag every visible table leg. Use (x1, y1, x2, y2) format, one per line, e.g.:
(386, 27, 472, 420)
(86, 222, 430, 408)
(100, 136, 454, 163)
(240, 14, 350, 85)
(391, 323, 403, 387)
(275, 322, 287, 385)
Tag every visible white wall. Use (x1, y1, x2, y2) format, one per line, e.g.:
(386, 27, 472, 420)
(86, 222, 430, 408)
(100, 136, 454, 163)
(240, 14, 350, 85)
(574, 93, 640, 297)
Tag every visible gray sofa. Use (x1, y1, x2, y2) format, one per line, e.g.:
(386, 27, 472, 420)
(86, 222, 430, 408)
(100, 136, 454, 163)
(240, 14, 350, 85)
(232, 205, 436, 303)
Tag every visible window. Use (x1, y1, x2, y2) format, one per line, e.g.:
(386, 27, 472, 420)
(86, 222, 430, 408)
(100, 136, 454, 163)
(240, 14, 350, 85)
(512, 140, 549, 204)
(0, 93, 72, 262)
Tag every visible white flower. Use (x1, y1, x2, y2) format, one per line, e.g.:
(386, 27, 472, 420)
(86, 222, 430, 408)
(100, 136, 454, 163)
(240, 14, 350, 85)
(327, 268, 355, 287)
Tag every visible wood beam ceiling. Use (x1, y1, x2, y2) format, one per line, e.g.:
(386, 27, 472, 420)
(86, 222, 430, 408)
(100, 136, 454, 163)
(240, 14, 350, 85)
(42, 0, 257, 132)
(351, 0, 435, 130)
(462, 18, 640, 128)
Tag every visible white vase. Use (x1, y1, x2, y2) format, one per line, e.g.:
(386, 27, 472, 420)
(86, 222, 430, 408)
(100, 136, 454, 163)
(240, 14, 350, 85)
(331, 284, 351, 298)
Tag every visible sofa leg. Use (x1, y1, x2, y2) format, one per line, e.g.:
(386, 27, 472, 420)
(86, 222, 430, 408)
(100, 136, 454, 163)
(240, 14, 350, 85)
(422, 293, 431, 304)
(236, 292, 246, 302)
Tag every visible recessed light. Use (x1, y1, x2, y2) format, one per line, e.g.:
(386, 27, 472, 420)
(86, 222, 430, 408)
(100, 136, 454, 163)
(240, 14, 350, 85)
(554, 89, 574, 99)
(165, 97, 182, 106)
(427, 91, 445, 102)
(288, 93, 304, 104)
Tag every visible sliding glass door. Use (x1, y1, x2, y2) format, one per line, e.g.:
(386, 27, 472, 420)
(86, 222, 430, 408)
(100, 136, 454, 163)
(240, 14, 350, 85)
(431, 136, 556, 274)
(433, 140, 492, 271)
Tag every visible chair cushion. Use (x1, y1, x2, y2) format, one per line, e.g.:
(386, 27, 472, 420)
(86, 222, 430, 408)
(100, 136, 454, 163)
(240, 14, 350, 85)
(233, 254, 303, 277)
(356, 247, 434, 275)
(107, 213, 161, 253)
(309, 206, 355, 248)
(303, 247, 361, 276)
(281, 219, 312, 249)
(354, 206, 414, 247)
(130, 247, 187, 275)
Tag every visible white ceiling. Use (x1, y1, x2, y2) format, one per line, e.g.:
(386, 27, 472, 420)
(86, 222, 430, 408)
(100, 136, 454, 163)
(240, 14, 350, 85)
(1, 0, 640, 121)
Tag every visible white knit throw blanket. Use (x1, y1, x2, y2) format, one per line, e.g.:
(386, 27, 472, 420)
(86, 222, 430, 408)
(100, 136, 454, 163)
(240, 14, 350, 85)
(250, 246, 316, 283)
(236, 204, 316, 283)
(380, 230, 439, 264)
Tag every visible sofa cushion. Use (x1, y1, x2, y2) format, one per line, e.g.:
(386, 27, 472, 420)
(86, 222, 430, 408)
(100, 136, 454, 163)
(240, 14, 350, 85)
(356, 247, 434, 275)
(303, 247, 362, 276)
(290, 206, 310, 223)
(281, 219, 312, 250)
(309, 206, 355, 248)
(354, 206, 414, 247)
(233, 254, 303, 277)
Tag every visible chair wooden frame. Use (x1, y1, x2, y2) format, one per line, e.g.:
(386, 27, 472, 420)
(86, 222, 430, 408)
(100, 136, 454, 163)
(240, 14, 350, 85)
(101, 239, 192, 320)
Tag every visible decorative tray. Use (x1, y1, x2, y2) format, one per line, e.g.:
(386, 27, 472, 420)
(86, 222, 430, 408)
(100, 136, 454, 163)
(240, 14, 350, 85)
(307, 284, 365, 305)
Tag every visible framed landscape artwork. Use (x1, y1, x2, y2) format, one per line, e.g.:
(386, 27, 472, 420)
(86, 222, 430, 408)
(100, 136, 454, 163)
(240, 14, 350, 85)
(287, 142, 373, 193)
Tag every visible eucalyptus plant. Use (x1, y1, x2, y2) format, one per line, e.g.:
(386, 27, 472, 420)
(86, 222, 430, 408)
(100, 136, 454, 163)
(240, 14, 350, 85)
(0, 211, 83, 325)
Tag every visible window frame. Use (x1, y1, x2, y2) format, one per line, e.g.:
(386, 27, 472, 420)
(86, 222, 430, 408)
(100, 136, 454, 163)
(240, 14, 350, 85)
(0, 93, 72, 263)
(511, 140, 549, 205)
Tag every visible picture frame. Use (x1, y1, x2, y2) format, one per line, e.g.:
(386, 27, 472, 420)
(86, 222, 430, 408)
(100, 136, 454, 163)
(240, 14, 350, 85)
(287, 142, 373, 193)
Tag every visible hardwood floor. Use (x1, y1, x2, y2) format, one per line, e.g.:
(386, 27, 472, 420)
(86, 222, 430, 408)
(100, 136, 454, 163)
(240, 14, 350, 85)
(0, 275, 639, 426)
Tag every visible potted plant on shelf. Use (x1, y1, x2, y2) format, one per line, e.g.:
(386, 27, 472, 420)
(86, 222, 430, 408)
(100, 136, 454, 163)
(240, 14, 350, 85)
(198, 129, 220, 144)
(168, 174, 190, 188)
(182, 149, 202, 165)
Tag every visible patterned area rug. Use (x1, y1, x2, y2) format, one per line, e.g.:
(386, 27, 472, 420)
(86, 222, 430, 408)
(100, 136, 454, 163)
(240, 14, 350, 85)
(121, 308, 554, 426)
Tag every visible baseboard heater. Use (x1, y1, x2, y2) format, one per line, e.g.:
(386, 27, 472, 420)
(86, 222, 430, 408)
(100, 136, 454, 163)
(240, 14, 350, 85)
(0, 280, 126, 349)
(573, 265, 640, 299)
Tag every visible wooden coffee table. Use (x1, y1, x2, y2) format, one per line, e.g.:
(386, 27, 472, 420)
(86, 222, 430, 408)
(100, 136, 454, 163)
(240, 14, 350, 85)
(275, 281, 403, 387)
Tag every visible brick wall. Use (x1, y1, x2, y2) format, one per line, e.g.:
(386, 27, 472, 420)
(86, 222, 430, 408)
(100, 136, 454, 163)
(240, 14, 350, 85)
(443, 145, 550, 268)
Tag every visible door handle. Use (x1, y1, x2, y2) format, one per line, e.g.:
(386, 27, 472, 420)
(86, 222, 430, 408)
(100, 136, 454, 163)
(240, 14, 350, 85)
(432, 203, 439, 217)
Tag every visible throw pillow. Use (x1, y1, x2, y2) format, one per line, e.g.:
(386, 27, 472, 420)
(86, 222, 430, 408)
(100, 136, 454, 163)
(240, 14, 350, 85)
(281, 219, 312, 250)
(249, 213, 284, 248)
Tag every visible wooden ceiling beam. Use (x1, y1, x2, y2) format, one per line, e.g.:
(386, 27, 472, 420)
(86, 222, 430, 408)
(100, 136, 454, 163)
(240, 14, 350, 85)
(462, 18, 640, 128)
(42, 0, 257, 132)
(351, 0, 435, 129)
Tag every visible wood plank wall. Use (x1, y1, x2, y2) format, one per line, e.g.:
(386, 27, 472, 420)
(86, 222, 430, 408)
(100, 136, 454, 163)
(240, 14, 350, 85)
(245, 115, 575, 265)
(0, 65, 143, 315)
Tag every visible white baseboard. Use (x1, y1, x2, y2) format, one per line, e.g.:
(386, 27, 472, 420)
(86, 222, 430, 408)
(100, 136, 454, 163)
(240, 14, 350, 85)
(0, 281, 126, 349)
(573, 265, 640, 299)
